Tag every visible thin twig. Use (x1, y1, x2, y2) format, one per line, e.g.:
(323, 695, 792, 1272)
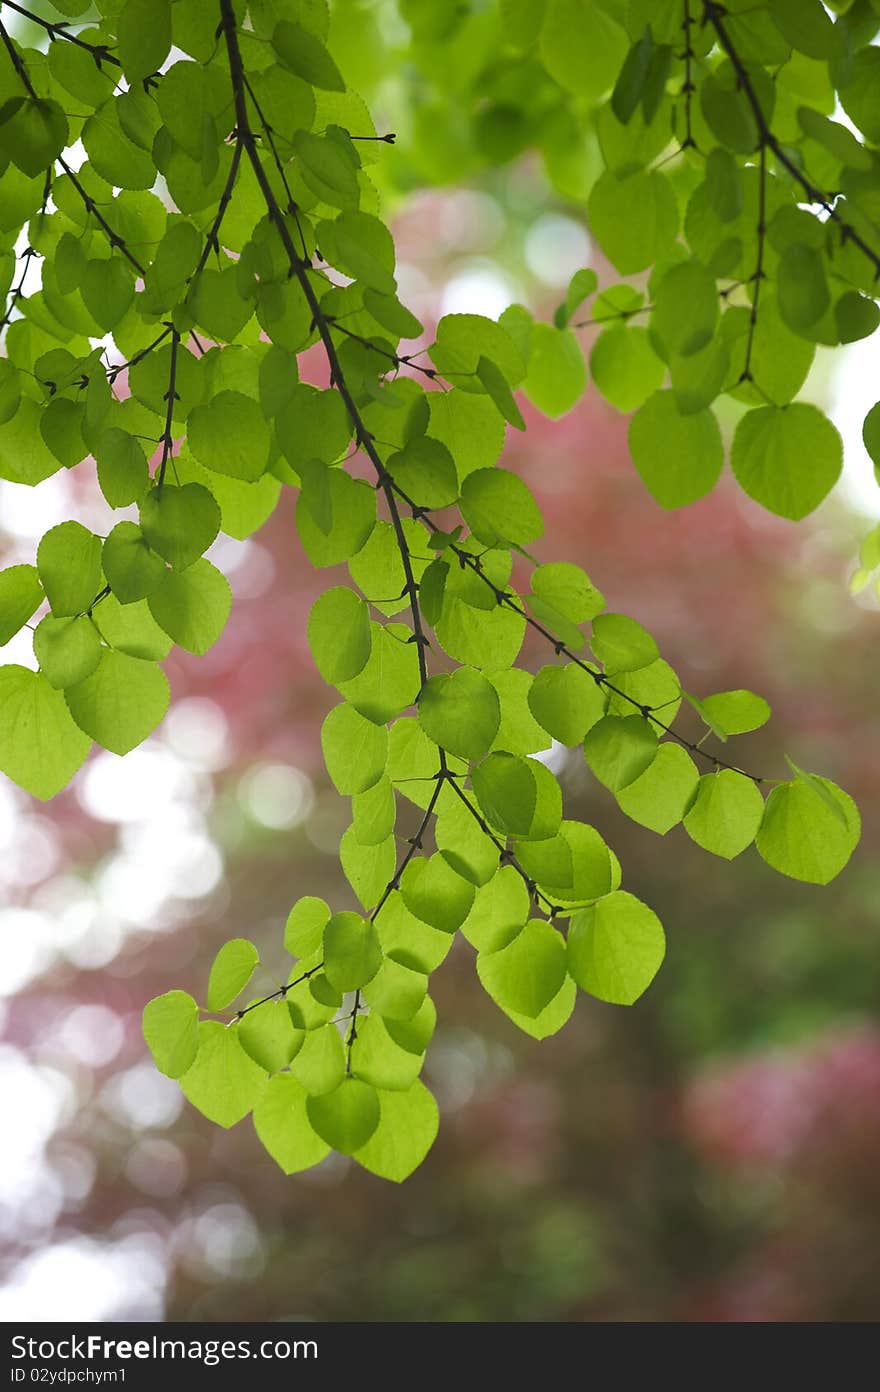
(1, 1, 121, 66)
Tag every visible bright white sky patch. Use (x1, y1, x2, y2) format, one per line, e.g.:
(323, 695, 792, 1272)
(441, 264, 521, 319)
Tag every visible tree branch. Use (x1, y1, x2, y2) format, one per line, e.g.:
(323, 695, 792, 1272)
(1, 1, 121, 67)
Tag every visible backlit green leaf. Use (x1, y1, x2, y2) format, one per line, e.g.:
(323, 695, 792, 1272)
(179, 1021, 267, 1128)
(756, 775, 860, 885)
(143, 990, 200, 1079)
(683, 770, 765, 859)
(0, 666, 91, 799)
(568, 891, 665, 1005)
(206, 938, 260, 1012)
(731, 404, 842, 520)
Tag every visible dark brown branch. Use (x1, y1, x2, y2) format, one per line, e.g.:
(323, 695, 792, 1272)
(156, 327, 180, 488)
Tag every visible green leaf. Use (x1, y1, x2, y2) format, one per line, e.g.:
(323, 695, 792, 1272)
(700, 64, 762, 153)
(64, 649, 170, 755)
(400, 852, 475, 932)
(704, 147, 743, 222)
(0, 666, 91, 798)
(37, 522, 102, 618)
(429, 314, 525, 391)
(342, 820, 393, 908)
(90, 593, 172, 662)
(238, 1001, 303, 1073)
(285, 896, 331, 958)
(567, 891, 665, 1005)
(292, 129, 360, 210)
(0, 398, 62, 487)
(756, 776, 860, 885)
(460, 468, 543, 548)
(522, 324, 586, 419)
(288, 1023, 346, 1095)
(318, 210, 395, 292)
(477, 919, 567, 1019)
(0, 565, 44, 645)
(683, 770, 765, 859)
(142, 990, 200, 1079)
(296, 473, 376, 568)
(96, 429, 149, 509)
(698, 689, 771, 737)
(769, 0, 834, 60)
(384, 994, 437, 1056)
(839, 47, 880, 145)
(590, 326, 665, 414)
(0, 98, 68, 178)
(472, 751, 562, 840)
(435, 794, 499, 887)
(307, 1077, 381, 1154)
(359, 945, 428, 1024)
(519, 819, 616, 907)
(835, 292, 880, 346)
(33, 615, 102, 690)
(277, 384, 351, 474)
(777, 243, 830, 335)
(253, 1074, 331, 1173)
(175, 448, 282, 542)
(321, 701, 387, 795)
(308, 586, 372, 684)
(118, 0, 171, 81)
(351, 1010, 425, 1090)
(528, 663, 606, 745)
(102, 523, 167, 605)
(348, 517, 430, 617)
(488, 667, 552, 755)
(206, 938, 260, 1011)
(591, 613, 657, 675)
(540, 0, 627, 101)
(81, 258, 134, 332)
(352, 777, 396, 846)
(353, 1080, 439, 1181)
(615, 743, 699, 834)
(337, 621, 421, 724)
(554, 267, 598, 329)
(476, 355, 526, 431)
(461, 865, 530, 953)
(500, 974, 578, 1040)
(605, 658, 681, 724)
(428, 390, 506, 479)
(388, 436, 459, 507)
(650, 259, 719, 359)
(418, 667, 501, 760)
(731, 404, 842, 520)
(286, 967, 340, 1033)
(587, 169, 678, 274)
(147, 559, 231, 655)
(376, 890, 455, 974)
(612, 28, 654, 124)
(139, 483, 221, 572)
(863, 401, 880, 472)
(323, 911, 383, 992)
(583, 713, 658, 792)
(273, 20, 345, 91)
(187, 391, 271, 482)
(179, 1021, 267, 1128)
(628, 393, 724, 509)
(531, 562, 604, 622)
